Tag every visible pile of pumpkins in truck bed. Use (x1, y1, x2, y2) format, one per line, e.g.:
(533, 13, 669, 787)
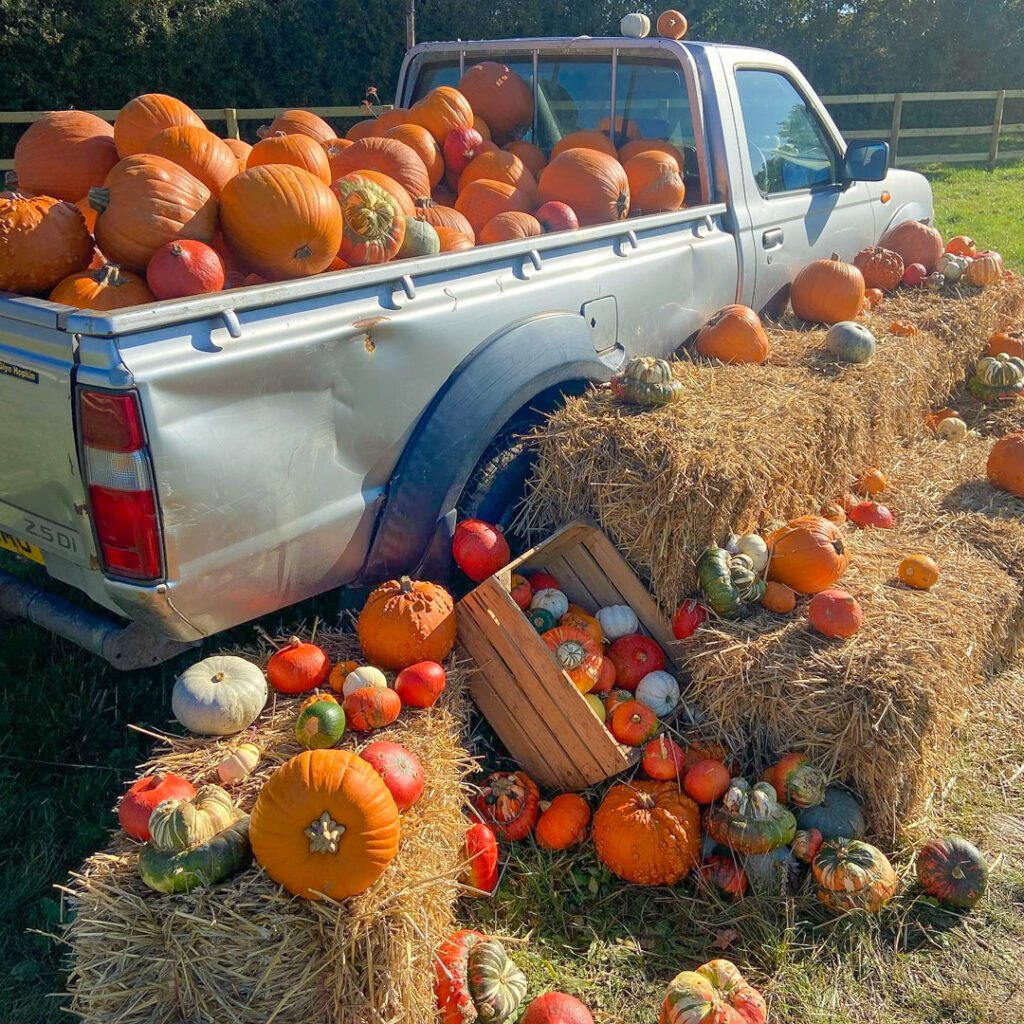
(0, 54, 694, 310)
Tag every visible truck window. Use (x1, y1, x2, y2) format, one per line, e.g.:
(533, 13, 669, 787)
(734, 69, 839, 196)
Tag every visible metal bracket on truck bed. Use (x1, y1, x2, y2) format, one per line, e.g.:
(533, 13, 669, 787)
(0, 569, 197, 670)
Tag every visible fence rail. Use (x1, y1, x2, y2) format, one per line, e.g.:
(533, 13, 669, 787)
(2, 90, 1024, 172)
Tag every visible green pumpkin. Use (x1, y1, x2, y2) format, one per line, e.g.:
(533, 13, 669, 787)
(397, 217, 441, 260)
(466, 937, 528, 1024)
(611, 356, 684, 406)
(705, 778, 797, 854)
(796, 785, 866, 839)
(527, 607, 557, 632)
(976, 353, 1024, 387)
(696, 547, 766, 619)
(825, 321, 876, 364)
(139, 815, 252, 894)
(295, 696, 347, 749)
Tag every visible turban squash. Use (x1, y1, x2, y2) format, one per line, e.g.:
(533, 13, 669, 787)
(660, 959, 766, 1024)
(473, 771, 540, 841)
(435, 929, 528, 1024)
(813, 838, 897, 913)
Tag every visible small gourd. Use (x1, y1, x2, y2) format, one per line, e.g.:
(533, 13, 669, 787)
(342, 665, 388, 697)
(696, 546, 766, 619)
(926, 271, 945, 292)
(825, 321, 876, 364)
(935, 416, 967, 440)
(294, 693, 347, 749)
(620, 12, 651, 36)
(527, 607, 557, 632)
(727, 533, 769, 573)
(634, 670, 680, 716)
(217, 743, 261, 784)
(610, 356, 683, 406)
(596, 604, 639, 640)
(935, 252, 968, 282)
(530, 587, 569, 619)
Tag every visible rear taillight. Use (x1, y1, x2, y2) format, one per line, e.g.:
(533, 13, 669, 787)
(79, 389, 162, 581)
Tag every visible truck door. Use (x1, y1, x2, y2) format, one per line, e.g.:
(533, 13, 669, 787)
(727, 64, 876, 314)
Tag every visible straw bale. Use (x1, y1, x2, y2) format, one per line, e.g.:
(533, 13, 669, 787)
(61, 628, 474, 1024)
(520, 280, 1024, 609)
(684, 524, 1024, 843)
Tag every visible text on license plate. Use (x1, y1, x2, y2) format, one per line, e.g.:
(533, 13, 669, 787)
(0, 530, 45, 564)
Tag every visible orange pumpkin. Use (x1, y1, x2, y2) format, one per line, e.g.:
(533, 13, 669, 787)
(479, 211, 542, 245)
(145, 125, 239, 196)
(987, 432, 1024, 498)
(333, 175, 406, 266)
(657, 9, 689, 37)
(474, 118, 492, 142)
(436, 225, 475, 251)
(249, 748, 400, 899)
(90, 155, 217, 272)
(535, 793, 591, 851)
(457, 62, 534, 143)
(504, 141, 546, 178)
(326, 136, 431, 201)
(263, 109, 335, 143)
(854, 468, 887, 495)
(455, 179, 534, 239)
(321, 137, 353, 174)
(414, 198, 474, 237)
(944, 235, 977, 258)
(409, 86, 475, 143)
(683, 759, 730, 804)
(853, 246, 904, 292)
(537, 149, 629, 227)
(13, 110, 119, 202)
(49, 263, 154, 309)
(383, 123, 444, 188)
(889, 320, 919, 336)
(624, 152, 685, 214)
(357, 575, 457, 671)
(220, 164, 342, 280)
(619, 138, 685, 167)
(560, 608, 602, 644)
(0, 194, 93, 294)
(987, 329, 1024, 359)
(808, 588, 862, 639)
(822, 502, 847, 525)
(898, 554, 939, 590)
(223, 137, 252, 172)
(610, 699, 659, 746)
(767, 515, 849, 594)
(343, 686, 402, 731)
(790, 253, 865, 324)
(760, 581, 797, 613)
(542, 626, 603, 692)
(551, 130, 618, 161)
(246, 133, 333, 184)
(863, 287, 884, 308)
(114, 93, 204, 158)
(372, 107, 412, 135)
(695, 304, 770, 364)
(878, 219, 944, 273)
(346, 119, 377, 141)
(458, 149, 535, 196)
(327, 660, 362, 695)
(76, 195, 99, 234)
(598, 116, 642, 143)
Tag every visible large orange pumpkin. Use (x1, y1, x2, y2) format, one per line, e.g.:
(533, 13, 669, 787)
(457, 62, 533, 143)
(455, 179, 534, 239)
(90, 155, 217, 272)
(624, 152, 685, 214)
(333, 176, 406, 266)
(249, 749, 400, 900)
(223, 137, 252, 171)
(619, 138, 685, 167)
(246, 133, 332, 184)
(458, 149, 535, 196)
(145, 125, 239, 197)
(13, 110, 119, 202)
(265, 109, 335, 144)
(790, 253, 865, 324)
(504, 141, 546, 178)
(414, 198, 474, 237)
(551, 130, 618, 161)
(479, 211, 542, 244)
(410, 86, 475, 144)
(987, 432, 1024, 498)
(220, 164, 342, 280)
(592, 780, 700, 885)
(383, 123, 444, 188)
(878, 219, 944, 272)
(767, 515, 849, 594)
(326, 136, 431, 201)
(114, 93, 204, 157)
(695, 304, 770, 364)
(346, 119, 377, 142)
(49, 262, 154, 309)
(987, 329, 1024, 359)
(0, 195, 93, 294)
(357, 575, 457, 671)
(537, 149, 629, 227)
(436, 225, 475, 251)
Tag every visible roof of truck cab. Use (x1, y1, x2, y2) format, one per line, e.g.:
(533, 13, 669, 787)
(407, 37, 780, 59)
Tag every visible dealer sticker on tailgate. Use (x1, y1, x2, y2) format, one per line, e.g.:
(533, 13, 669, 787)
(0, 530, 45, 564)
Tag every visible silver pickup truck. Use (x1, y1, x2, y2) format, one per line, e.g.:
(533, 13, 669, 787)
(0, 35, 933, 668)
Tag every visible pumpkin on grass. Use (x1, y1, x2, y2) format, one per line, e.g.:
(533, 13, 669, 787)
(701, 855, 748, 899)
(50, 263, 154, 309)
(916, 836, 988, 908)
(118, 772, 197, 841)
(762, 753, 826, 807)
(474, 771, 540, 841)
(358, 576, 456, 671)
(705, 778, 797, 854)
(660, 960, 766, 1024)
(535, 793, 591, 850)
(537, 148, 630, 226)
(808, 588, 863, 639)
(343, 686, 401, 731)
(767, 515, 849, 594)
(695, 304, 770, 364)
(172, 654, 268, 734)
(435, 929, 527, 1024)
(813, 838, 897, 913)
(333, 175, 406, 266)
(250, 749, 399, 899)
(295, 693, 347, 749)
(267, 637, 329, 694)
(792, 828, 824, 864)
(145, 125, 239, 196)
(1, 194, 93, 294)
(593, 780, 701, 885)
(246, 132, 333, 184)
(790, 253, 865, 324)
(114, 93, 204, 158)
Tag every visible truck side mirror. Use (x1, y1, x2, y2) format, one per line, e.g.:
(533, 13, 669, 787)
(842, 140, 890, 182)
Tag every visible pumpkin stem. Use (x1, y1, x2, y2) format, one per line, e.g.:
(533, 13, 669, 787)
(93, 263, 125, 287)
(952, 865, 965, 880)
(294, 245, 313, 260)
(830, 251, 841, 261)
(399, 576, 414, 594)
(304, 810, 346, 854)
(88, 186, 110, 214)
(211, 671, 225, 683)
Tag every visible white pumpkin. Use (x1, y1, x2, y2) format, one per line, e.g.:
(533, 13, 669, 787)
(620, 12, 650, 36)
(596, 604, 639, 641)
(172, 655, 267, 735)
(530, 587, 569, 619)
(342, 665, 388, 697)
(635, 670, 680, 716)
(935, 416, 968, 440)
(217, 743, 261, 784)
(936, 252, 968, 283)
(733, 534, 769, 573)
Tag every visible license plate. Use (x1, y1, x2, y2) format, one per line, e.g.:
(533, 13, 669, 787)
(0, 530, 45, 564)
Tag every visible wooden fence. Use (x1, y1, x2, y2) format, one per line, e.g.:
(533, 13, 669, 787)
(2, 90, 1024, 172)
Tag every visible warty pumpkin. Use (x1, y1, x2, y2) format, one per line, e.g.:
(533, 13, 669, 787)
(333, 175, 406, 266)
(474, 771, 540, 841)
(357, 575, 457, 670)
(660, 960, 766, 1024)
(624, 152, 685, 214)
(383, 123, 444, 188)
(535, 793, 591, 850)
(813, 838, 897, 913)
(790, 253, 865, 324)
(410, 86, 475, 144)
(455, 179, 534, 239)
(457, 62, 534, 143)
(986, 431, 1024, 498)
(458, 149, 535, 196)
(145, 125, 239, 196)
(610, 355, 684, 405)
(537, 148, 630, 226)
(551, 130, 619, 161)
(90, 154, 218, 272)
(853, 246, 904, 291)
(246, 132, 332, 184)
(593, 780, 701, 884)
(1, 194, 93, 294)
(49, 262, 154, 310)
(221, 164, 342, 280)
(695, 304, 770, 364)
(878, 219, 944, 272)
(250, 749, 399, 899)
(114, 93, 204, 158)
(767, 515, 849, 594)
(479, 211, 543, 244)
(13, 110, 119, 202)
(265, 108, 335, 144)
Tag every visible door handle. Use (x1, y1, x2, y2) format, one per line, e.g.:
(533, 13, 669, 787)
(762, 228, 784, 249)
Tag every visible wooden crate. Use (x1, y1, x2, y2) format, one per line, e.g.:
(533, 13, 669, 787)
(456, 521, 685, 791)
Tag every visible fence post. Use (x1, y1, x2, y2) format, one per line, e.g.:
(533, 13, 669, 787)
(889, 93, 903, 165)
(988, 89, 1006, 171)
(224, 107, 239, 140)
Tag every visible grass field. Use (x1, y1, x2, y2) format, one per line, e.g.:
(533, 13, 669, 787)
(0, 163, 1022, 1024)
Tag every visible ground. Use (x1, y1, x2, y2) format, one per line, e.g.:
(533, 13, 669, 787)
(1, 163, 1022, 1024)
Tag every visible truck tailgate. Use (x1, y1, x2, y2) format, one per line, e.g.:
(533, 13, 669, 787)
(0, 297, 92, 569)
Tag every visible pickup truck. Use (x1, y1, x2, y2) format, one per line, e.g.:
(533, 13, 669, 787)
(0, 35, 934, 668)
